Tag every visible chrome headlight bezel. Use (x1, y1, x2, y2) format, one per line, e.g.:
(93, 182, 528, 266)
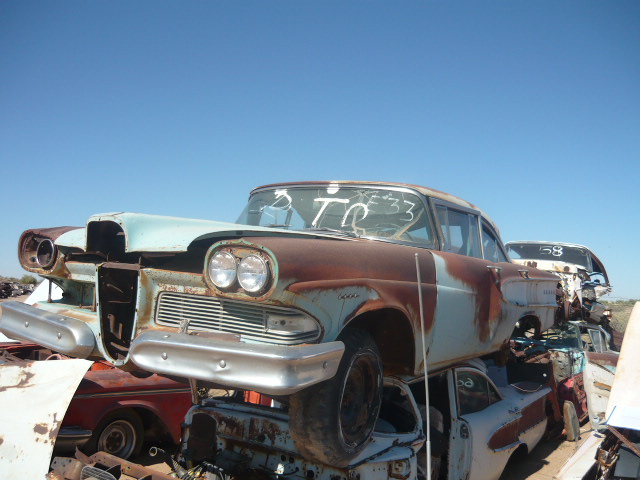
(238, 254, 269, 293)
(204, 245, 274, 296)
(208, 250, 238, 289)
(35, 239, 58, 269)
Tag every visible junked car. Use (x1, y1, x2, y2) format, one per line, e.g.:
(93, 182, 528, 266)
(508, 320, 617, 441)
(0, 340, 192, 460)
(0, 282, 13, 299)
(0, 181, 560, 466)
(48, 358, 551, 480)
(555, 302, 639, 480)
(506, 241, 612, 325)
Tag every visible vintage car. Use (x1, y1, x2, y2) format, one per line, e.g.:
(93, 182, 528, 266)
(0, 181, 559, 466)
(0, 340, 192, 460)
(508, 319, 617, 443)
(49, 359, 551, 480)
(555, 302, 639, 480)
(506, 241, 612, 324)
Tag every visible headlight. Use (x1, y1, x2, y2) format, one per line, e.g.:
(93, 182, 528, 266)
(36, 239, 57, 269)
(208, 251, 237, 288)
(238, 255, 268, 293)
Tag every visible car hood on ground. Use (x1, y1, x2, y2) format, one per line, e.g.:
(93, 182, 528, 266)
(605, 302, 640, 431)
(55, 212, 350, 253)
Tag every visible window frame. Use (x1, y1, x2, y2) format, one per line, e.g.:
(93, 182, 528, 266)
(480, 220, 509, 263)
(431, 200, 482, 258)
(454, 367, 503, 417)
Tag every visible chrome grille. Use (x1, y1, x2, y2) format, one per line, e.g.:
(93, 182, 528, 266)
(155, 292, 319, 345)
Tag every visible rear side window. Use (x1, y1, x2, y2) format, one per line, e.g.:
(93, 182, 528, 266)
(456, 370, 501, 416)
(481, 223, 508, 263)
(436, 205, 481, 258)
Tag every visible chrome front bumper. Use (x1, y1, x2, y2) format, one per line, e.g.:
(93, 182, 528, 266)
(130, 330, 345, 395)
(0, 302, 96, 358)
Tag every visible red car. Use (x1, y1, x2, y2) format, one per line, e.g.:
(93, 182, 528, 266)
(0, 341, 192, 460)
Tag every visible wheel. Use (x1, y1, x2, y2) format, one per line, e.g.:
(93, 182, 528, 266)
(289, 328, 383, 467)
(83, 410, 144, 460)
(563, 400, 580, 442)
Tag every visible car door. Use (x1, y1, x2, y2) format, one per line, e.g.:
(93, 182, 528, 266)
(448, 367, 515, 480)
(428, 203, 505, 366)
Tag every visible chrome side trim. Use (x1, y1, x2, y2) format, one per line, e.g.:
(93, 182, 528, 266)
(0, 302, 96, 358)
(129, 330, 344, 395)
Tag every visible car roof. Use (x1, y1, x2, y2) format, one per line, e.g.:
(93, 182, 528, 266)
(505, 240, 595, 252)
(252, 180, 501, 235)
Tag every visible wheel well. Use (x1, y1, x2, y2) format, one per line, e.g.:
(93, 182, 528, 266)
(502, 443, 528, 476)
(513, 315, 541, 338)
(131, 407, 173, 444)
(345, 309, 414, 375)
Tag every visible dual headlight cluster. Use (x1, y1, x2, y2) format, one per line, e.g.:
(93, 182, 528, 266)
(207, 250, 270, 293)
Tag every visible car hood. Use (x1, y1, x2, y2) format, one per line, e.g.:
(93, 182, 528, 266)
(605, 301, 640, 431)
(55, 212, 349, 253)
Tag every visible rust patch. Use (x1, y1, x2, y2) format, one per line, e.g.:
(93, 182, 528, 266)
(586, 352, 619, 368)
(520, 396, 546, 432)
(488, 419, 520, 450)
(248, 417, 283, 445)
(438, 252, 502, 342)
(216, 415, 245, 439)
(0, 367, 36, 394)
(488, 396, 546, 450)
(18, 226, 82, 272)
(33, 423, 50, 435)
(593, 381, 611, 392)
(245, 236, 438, 334)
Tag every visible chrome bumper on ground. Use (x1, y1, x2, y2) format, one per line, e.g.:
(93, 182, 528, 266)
(55, 427, 93, 451)
(130, 330, 345, 395)
(0, 302, 96, 358)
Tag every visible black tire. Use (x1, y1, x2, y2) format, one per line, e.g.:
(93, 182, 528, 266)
(289, 328, 383, 467)
(83, 409, 144, 460)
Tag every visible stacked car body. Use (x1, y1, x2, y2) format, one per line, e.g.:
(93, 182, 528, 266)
(1, 181, 567, 479)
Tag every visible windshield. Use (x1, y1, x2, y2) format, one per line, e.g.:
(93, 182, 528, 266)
(507, 243, 591, 269)
(237, 185, 436, 246)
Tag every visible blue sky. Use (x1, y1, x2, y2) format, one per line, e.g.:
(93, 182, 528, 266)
(1, 1, 638, 299)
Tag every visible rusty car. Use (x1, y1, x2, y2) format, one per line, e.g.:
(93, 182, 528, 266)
(0, 340, 192, 460)
(47, 358, 550, 480)
(506, 241, 612, 326)
(555, 302, 639, 480)
(507, 319, 617, 443)
(0, 181, 560, 466)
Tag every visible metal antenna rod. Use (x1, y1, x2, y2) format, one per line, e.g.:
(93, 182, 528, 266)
(415, 253, 432, 480)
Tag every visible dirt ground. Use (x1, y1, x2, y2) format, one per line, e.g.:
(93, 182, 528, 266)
(501, 424, 594, 480)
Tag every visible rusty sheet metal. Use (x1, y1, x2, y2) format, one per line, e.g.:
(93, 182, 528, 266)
(18, 226, 81, 272)
(605, 301, 640, 430)
(0, 356, 92, 478)
(487, 396, 546, 450)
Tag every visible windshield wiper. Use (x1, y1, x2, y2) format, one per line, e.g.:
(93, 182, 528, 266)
(304, 227, 359, 238)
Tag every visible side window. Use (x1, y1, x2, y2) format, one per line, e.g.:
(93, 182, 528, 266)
(481, 223, 508, 263)
(436, 205, 481, 258)
(456, 370, 501, 416)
